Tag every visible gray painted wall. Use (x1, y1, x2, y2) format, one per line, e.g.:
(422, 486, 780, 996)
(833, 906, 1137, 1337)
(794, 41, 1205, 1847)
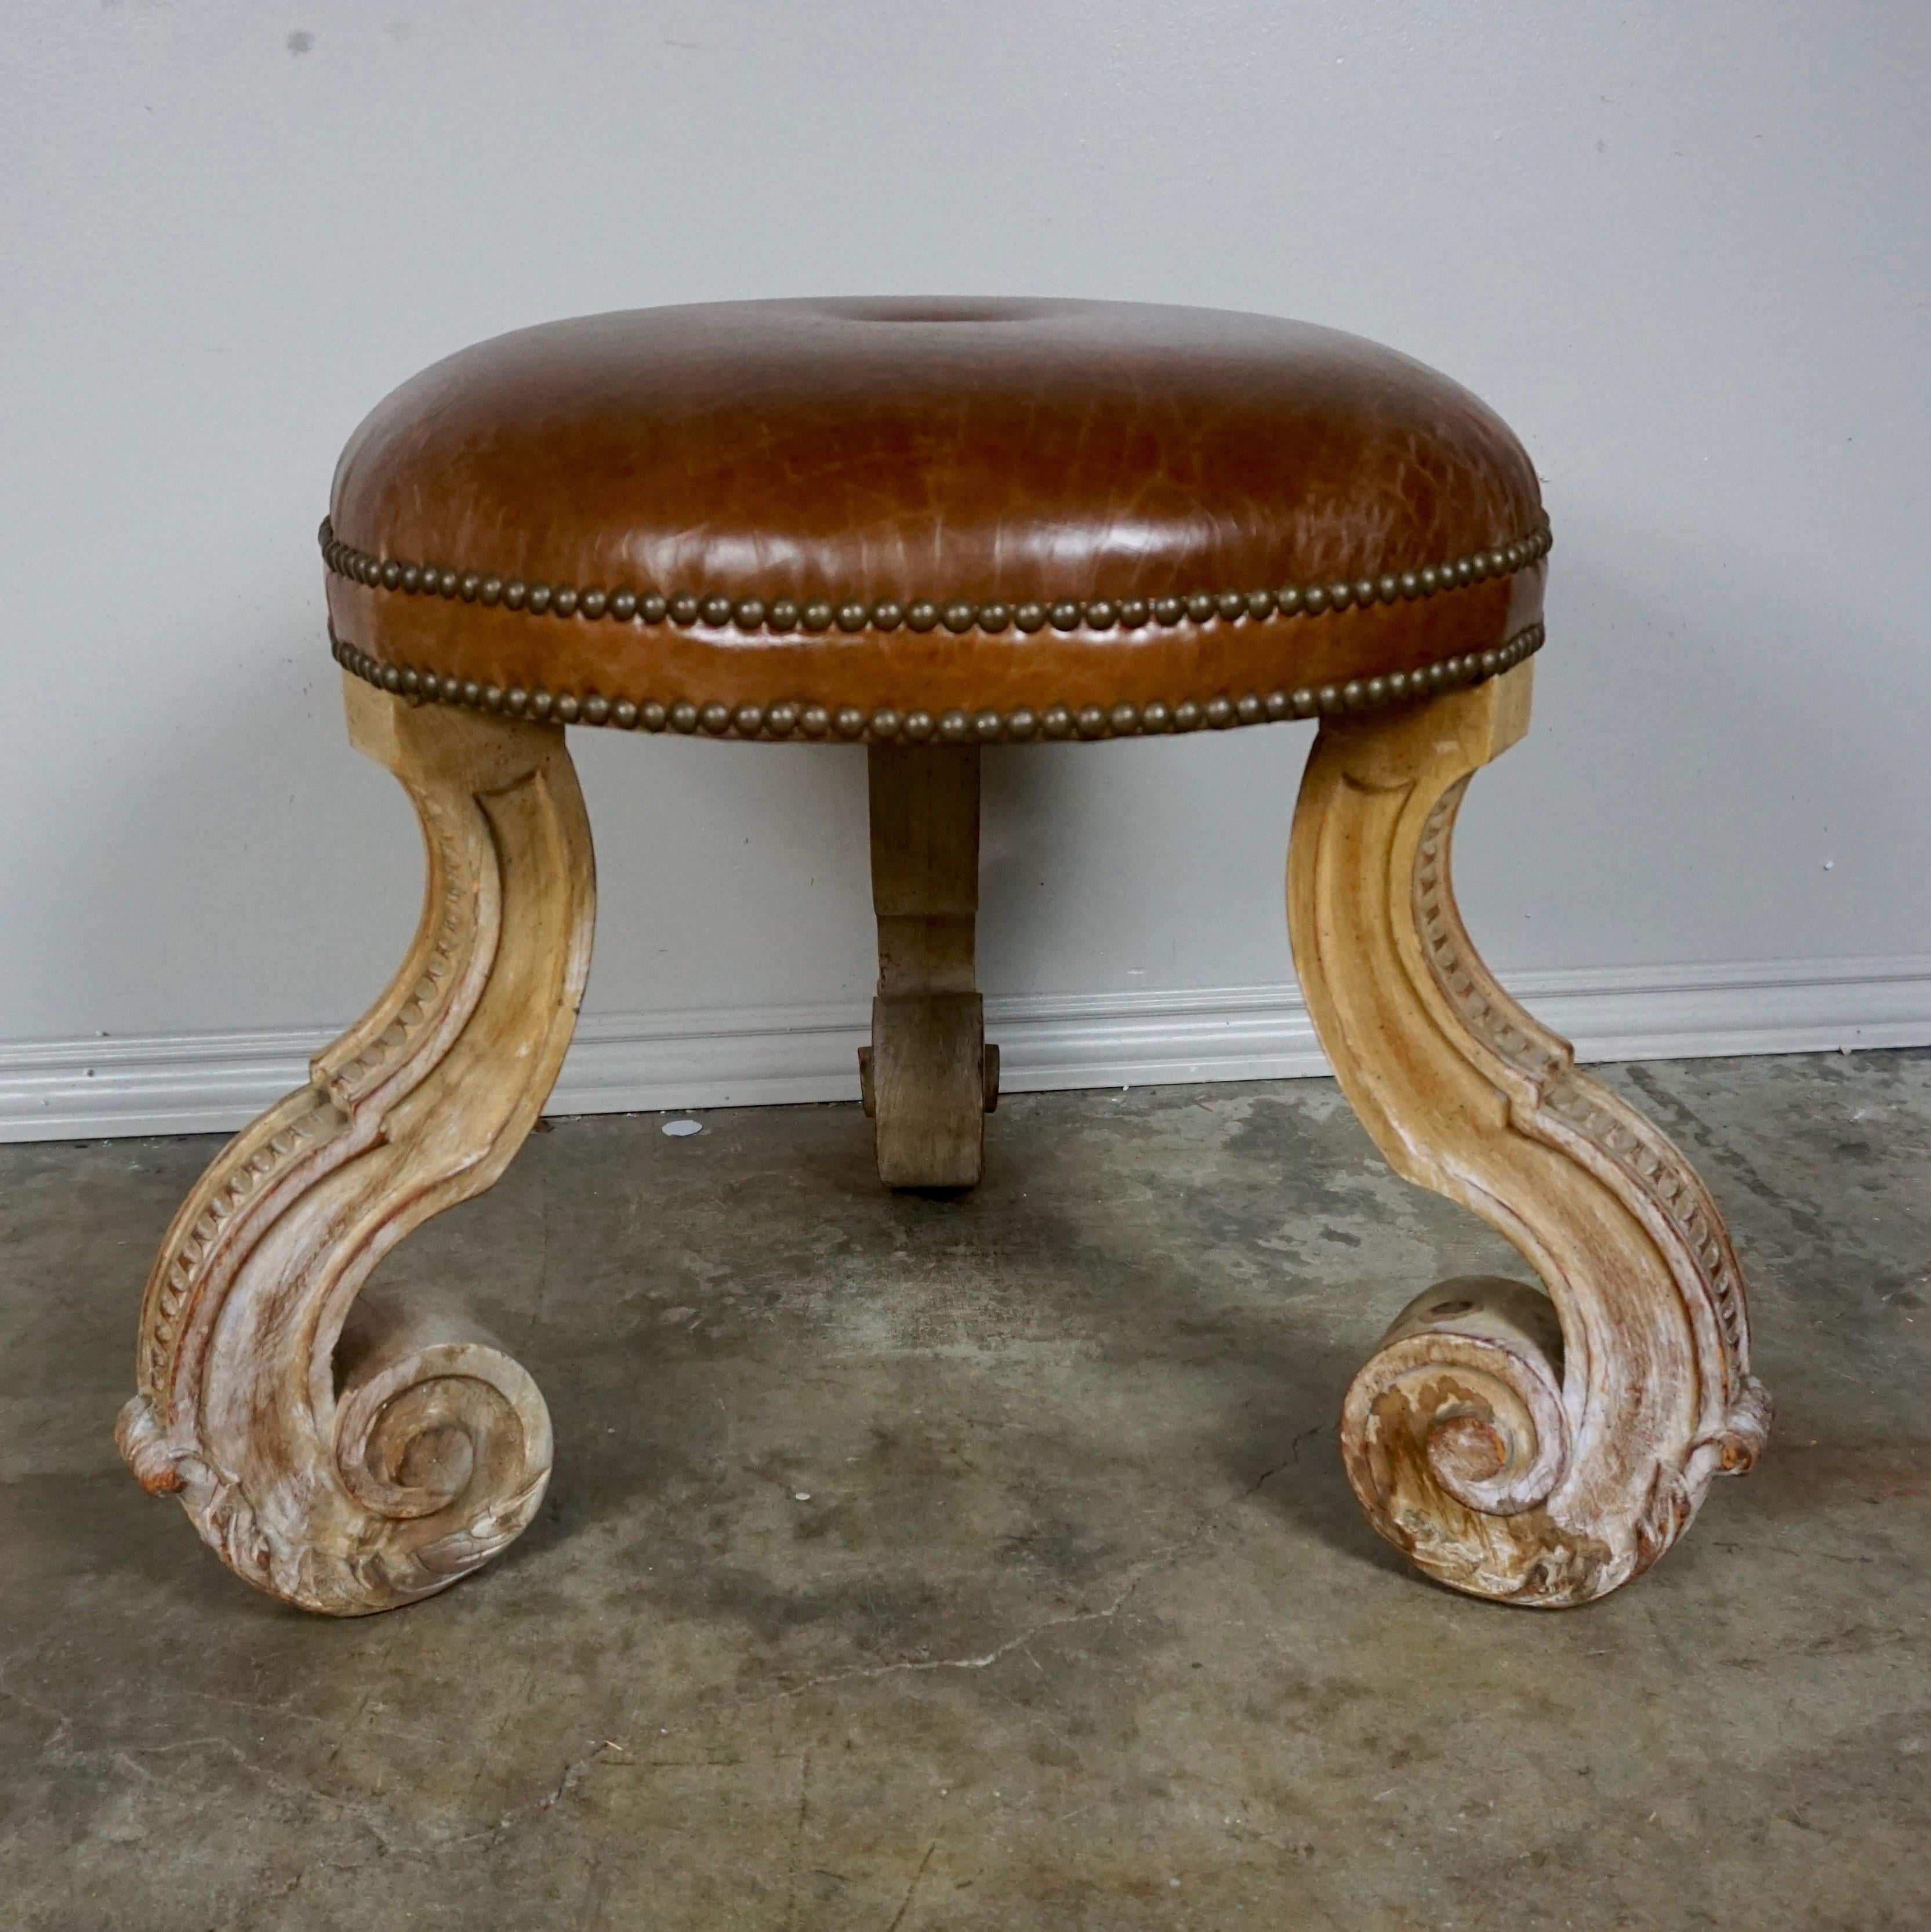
(3, 2, 1927, 1133)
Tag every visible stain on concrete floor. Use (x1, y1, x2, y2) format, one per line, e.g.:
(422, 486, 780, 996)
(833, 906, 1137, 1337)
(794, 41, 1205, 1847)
(1, 1053, 1927, 1929)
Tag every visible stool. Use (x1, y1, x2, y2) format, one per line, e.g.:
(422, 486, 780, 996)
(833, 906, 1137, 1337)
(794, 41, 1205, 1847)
(117, 299, 1770, 1615)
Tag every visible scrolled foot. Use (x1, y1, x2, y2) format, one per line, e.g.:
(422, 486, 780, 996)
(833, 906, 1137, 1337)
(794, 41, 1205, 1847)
(1289, 661, 1769, 1606)
(118, 674, 592, 1614)
(1341, 1276, 1580, 1599)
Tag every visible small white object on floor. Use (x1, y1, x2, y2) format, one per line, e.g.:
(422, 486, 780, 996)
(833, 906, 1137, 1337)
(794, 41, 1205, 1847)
(794, 1492, 811, 1502)
(662, 1118, 702, 1138)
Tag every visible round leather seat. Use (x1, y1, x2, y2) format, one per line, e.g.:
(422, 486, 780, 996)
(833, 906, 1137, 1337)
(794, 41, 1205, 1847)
(324, 297, 1548, 741)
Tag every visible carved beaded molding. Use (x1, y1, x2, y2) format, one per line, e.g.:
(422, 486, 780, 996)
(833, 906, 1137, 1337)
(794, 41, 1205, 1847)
(318, 514, 1551, 638)
(331, 621, 1545, 743)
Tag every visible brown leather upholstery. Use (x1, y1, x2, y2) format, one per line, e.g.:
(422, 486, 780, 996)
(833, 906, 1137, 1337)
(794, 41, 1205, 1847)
(324, 298, 1547, 739)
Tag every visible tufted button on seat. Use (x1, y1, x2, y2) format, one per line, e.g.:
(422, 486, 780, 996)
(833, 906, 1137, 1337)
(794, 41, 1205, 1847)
(121, 297, 1772, 1622)
(323, 297, 1548, 736)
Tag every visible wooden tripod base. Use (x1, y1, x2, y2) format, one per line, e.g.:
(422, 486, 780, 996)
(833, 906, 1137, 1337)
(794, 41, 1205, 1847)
(117, 663, 1767, 1615)
(859, 743, 999, 1189)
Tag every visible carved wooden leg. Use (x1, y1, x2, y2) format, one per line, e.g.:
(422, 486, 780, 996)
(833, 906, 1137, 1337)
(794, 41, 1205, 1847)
(859, 742, 999, 1189)
(1287, 662, 1769, 1605)
(116, 673, 595, 1615)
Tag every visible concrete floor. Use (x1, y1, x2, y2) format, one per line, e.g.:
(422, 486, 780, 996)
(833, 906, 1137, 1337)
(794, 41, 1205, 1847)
(2, 1052, 1928, 1930)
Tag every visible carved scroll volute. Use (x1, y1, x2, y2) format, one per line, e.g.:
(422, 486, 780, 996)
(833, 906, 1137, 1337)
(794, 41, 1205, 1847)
(1288, 662, 1768, 1606)
(117, 674, 593, 1614)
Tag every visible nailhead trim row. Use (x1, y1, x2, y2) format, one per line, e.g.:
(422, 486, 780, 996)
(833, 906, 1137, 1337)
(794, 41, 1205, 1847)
(318, 516, 1551, 636)
(330, 622, 1545, 741)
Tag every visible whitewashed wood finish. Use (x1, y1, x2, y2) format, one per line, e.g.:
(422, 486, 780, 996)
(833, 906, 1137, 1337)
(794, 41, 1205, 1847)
(118, 658, 1769, 1615)
(1288, 661, 1770, 1604)
(116, 674, 594, 1614)
(862, 742, 996, 1189)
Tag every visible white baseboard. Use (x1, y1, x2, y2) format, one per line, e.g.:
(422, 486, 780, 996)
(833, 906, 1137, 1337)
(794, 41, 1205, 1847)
(3, 955, 1928, 1143)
